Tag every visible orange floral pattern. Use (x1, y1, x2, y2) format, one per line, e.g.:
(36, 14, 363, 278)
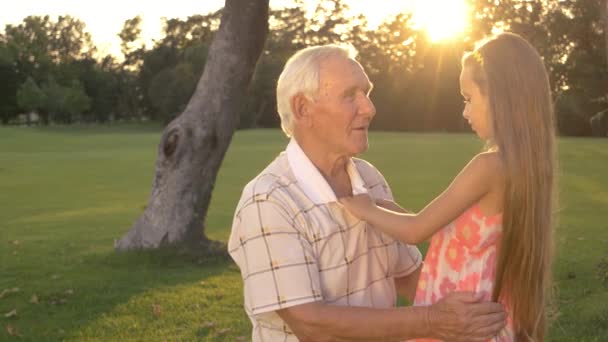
(411, 203, 515, 341)
(458, 273, 480, 291)
(444, 238, 466, 272)
(439, 276, 457, 297)
(423, 229, 443, 278)
(455, 218, 482, 249)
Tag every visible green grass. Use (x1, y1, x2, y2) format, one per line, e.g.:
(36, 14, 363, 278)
(1, 125, 607, 341)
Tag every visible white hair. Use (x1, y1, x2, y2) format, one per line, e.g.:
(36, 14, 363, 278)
(276, 44, 358, 137)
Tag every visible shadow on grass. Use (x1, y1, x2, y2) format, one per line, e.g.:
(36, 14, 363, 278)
(3, 243, 242, 340)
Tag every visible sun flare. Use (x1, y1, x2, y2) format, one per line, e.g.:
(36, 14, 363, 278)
(410, 0, 469, 42)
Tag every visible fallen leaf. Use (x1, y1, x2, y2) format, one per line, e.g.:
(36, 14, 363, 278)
(235, 336, 247, 341)
(11, 240, 20, 246)
(217, 328, 231, 335)
(5, 324, 20, 337)
(51, 274, 60, 280)
(65, 289, 74, 295)
(30, 294, 39, 304)
(203, 321, 216, 328)
(152, 304, 162, 317)
(0, 288, 20, 299)
(4, 309, 17, 318)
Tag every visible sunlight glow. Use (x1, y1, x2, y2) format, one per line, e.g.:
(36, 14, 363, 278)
(345, 2, 408, 29)
(410, 0, 469, 42)
(1, 0, 473, 59)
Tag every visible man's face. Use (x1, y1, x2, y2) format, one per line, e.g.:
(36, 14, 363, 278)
(307, 56, 376, 158)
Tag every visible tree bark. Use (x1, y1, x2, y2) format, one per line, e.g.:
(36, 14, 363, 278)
(604, 0, 608, 69)
(115, 0, 269, 251)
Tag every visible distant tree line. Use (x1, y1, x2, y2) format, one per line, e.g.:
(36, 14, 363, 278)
(0, 0, 606, 136)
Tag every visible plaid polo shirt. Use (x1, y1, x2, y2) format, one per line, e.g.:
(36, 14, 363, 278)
(228, 139, 422, 342)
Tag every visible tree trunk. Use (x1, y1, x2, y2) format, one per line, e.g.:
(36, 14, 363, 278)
(40, 111, 50, 125)
(604, 0, 608, 69)
(115, 0, 269, 251)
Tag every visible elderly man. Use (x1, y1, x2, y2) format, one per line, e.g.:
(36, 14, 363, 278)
(228, 45, 505, 341)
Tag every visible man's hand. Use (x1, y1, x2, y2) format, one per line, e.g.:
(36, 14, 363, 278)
(428, 292, 506, 342)
(339, 194, 376, 220)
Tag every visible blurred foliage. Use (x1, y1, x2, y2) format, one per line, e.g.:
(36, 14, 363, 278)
(0, 0, 605, 135)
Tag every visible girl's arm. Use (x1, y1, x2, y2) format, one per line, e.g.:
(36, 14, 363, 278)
(340, 153, 500, 244)
(376, 198, 410, 213)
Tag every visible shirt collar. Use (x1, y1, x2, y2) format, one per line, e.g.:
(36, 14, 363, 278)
(286, 138, 368, 205)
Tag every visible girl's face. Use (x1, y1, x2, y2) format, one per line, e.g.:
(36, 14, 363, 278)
(460, 65, 492, 140)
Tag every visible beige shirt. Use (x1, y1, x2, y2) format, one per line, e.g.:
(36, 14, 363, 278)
(228, 139, 422, 341)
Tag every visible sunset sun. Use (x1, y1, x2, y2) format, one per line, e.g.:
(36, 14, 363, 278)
(410, 0, 469, 42)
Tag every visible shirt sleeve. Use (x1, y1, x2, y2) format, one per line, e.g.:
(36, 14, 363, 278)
(228, 197, 323, 316)
(393, 242, 423, 278)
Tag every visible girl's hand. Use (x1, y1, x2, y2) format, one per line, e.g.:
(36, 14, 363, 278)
(339, 194, 376, 219)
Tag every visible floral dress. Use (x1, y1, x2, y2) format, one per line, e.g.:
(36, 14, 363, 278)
(412, 203, 515, 341)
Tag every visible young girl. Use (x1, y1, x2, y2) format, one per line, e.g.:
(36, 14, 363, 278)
(340, 32, 556, 341)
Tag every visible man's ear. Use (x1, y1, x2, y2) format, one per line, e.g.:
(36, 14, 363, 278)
(290, 93, 313, 128)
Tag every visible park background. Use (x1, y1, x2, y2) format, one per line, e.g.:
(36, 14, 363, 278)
(1, 0, 607, 340)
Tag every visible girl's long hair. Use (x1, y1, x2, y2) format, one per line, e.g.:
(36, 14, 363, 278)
(463, 33, 556, 341)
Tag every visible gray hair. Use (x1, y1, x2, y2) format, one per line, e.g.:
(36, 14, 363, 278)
(276, 44, 358, 137)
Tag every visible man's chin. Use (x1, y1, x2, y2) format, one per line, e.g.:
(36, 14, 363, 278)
(350, 141, 369, 156)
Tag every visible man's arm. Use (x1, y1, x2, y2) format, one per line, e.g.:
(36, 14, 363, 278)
(394, 265, 421, 302)
(277, 292, 506, 342)
(278, 301, 430, 342)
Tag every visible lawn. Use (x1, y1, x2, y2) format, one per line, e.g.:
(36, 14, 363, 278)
(1, 124, 607, 341)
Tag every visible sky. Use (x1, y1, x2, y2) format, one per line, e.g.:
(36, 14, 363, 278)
(0, 0, 414, 58)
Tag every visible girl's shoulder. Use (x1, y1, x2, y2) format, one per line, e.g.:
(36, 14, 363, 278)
(465, 151, 505, 188)
(471, 151, 503, 173)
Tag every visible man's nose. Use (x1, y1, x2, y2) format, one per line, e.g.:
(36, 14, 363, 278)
(359, 95, 376, 118)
